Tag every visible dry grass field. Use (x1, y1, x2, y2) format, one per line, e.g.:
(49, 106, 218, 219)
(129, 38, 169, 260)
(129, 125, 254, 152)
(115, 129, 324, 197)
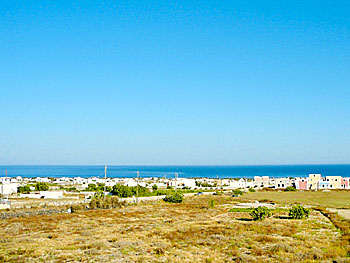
(238, 190, 350, 208)
(1, 194, 349, 262)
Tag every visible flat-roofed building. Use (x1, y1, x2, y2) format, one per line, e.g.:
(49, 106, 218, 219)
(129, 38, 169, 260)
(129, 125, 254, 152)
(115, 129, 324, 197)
(308, 174, 321, 190)
(325, 176, 342, 189)
(295, 178, 308, 190)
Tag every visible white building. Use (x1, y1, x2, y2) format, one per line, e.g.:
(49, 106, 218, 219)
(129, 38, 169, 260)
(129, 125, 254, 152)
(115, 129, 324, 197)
(274, 178, 292, 189)
(0, 183, 18, 196)
(254, 176, 270, 188)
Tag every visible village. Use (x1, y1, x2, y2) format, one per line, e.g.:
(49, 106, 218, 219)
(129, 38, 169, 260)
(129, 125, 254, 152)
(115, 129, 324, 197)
(1, 173, 349, 204)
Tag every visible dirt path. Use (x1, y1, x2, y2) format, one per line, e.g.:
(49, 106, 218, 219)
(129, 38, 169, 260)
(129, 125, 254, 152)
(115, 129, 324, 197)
(328, 208, 350, 220)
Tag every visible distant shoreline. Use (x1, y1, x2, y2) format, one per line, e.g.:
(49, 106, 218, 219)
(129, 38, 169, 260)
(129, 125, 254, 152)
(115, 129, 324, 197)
(1, 164, 349, 179)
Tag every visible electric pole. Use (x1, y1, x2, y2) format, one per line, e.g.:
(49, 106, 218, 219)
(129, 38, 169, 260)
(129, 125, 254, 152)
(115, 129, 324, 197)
(175, 173, 178, 191)
(136, 171, 139, 204)
(104, 165, 107, 200)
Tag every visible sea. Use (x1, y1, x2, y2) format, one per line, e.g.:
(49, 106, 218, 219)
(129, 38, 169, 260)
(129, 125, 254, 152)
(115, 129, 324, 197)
(0, 165, 350, 179)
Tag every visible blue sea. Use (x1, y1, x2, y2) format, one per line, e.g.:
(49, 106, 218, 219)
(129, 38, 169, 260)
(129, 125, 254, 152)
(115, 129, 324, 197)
(0, 165, 350, 179)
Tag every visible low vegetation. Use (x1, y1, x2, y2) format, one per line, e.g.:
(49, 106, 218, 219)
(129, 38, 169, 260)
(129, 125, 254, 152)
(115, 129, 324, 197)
(250, 206, 271, 221)
(1, 193, 349, 262)
(233, 189, 243, 195)
(237, 190, 350, 208)
(163, 192, 184, 203)
(284, 186, 297, 192)
(289, 205, 310, 219)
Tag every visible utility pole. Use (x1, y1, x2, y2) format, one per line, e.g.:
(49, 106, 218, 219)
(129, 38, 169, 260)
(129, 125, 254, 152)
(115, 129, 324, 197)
(175, 173, 178, 191)
(104, 165, 107, 200)
(217, 175, 219, 190)
(136, 171, 139, 205)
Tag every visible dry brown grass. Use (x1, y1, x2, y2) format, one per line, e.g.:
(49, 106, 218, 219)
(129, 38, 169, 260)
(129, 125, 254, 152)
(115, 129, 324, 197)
(0, 195, 348, 262)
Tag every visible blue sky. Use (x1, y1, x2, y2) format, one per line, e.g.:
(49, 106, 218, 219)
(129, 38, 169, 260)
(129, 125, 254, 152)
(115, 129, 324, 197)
(0, 0, 349, 165)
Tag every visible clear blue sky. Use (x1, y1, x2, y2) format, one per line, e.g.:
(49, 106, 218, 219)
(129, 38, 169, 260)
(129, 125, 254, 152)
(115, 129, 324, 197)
(0, 0, 349, 165)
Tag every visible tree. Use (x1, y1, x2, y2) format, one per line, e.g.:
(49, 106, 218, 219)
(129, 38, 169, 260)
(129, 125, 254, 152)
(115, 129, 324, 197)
(152, 184, 158, 191)
(34, 182, 49, 191)
(289, 205, 310, 219)
(250, 206, 271, 221)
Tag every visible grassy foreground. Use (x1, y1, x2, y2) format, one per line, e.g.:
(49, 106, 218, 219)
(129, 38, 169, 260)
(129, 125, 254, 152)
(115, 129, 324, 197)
(1, 194, 349, 262)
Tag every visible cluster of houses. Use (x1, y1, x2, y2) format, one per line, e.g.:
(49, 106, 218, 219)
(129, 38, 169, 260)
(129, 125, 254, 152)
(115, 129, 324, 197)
(1, 174, 350, 199)
(294, 174, 349, 190)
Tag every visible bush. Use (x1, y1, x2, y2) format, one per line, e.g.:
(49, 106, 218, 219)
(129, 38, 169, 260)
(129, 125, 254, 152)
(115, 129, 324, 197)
(111, 184, 149, 197)
(250, 206, 271, 221)
(248, 188, 256, 192)
(152, 184, 158, 191)
(284, 186, 297, 192)
(17, 185, 31, 193)
(163, 192, 183, 203)
(233, 189, 243, 195)
(34, 182, 49, 191)
(289, 205, 310, 219)
(89, 196, 123, 209)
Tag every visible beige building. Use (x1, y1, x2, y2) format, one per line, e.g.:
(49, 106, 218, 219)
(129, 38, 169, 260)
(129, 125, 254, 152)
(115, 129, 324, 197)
(325, 176, 342, 189)
(308, 174, 321, 190)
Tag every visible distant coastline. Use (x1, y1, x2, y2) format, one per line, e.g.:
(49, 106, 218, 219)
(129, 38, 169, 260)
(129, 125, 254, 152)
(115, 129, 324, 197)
(0, 164, 349, 179)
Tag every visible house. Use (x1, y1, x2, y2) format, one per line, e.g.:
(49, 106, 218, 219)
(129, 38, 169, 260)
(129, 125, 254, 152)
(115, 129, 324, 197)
(254, 176, 270, 188)
(325, 176, 342, 189)
(274, 178, 291, 189)
(0, 183, 18, 196)
(341, 178, 350, 189)
(308, 174, 321, 190)
(295, 178, 308, 190)
(318, 179, 330, 189)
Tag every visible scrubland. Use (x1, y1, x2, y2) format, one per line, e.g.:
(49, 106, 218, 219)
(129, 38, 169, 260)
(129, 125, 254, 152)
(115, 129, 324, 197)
(238, 190, 350, 208)
(0, 194, 349, 262)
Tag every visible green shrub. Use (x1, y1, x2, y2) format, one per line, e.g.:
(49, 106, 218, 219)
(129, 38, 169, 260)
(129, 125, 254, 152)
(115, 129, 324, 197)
(152, 184, 158, 191)
(111, 184, 149, 197)
(17, 185, 31, 193)
(34, 182, 49, 191)
(248, 188, 256, 192)
(284, 186, 297, 192)
(233, 189, 243, 195)
(289, 205, 310, 219)
(163, 192, 183, 203)
(250, 206, 271, 221)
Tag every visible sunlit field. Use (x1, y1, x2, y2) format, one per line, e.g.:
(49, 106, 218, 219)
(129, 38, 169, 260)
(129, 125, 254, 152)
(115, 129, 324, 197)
(1, 194, 349, 262)
(237, 190, 350, 209)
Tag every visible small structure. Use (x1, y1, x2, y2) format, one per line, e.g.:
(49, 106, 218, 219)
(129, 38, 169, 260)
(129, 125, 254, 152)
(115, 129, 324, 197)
(295, 178, 308, 190)
(274, 178, 291, 189)
(325, 176, 342, 189)
(0, 183, 18, 196)
(341, 178, 350, 189)
(308, 174, 321, 190)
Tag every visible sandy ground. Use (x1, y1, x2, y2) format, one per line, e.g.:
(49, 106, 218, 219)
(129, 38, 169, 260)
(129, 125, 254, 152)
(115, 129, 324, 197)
(328, 208, 350, 220)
